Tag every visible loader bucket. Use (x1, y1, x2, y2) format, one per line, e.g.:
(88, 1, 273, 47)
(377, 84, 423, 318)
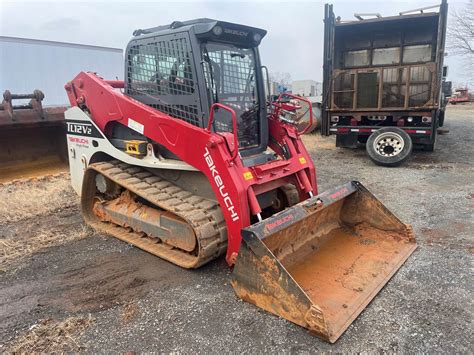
(0, 90, 68, 183)
(231, 181, 416, 343)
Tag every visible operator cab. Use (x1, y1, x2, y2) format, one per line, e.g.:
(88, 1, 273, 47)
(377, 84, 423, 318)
(125, 19, 268, 159)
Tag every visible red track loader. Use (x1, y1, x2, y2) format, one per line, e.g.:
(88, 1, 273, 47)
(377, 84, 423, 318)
(64, 19, 416, 342)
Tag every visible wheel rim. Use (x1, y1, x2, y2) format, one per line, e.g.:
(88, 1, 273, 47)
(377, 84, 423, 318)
(373, 132, 405, 157)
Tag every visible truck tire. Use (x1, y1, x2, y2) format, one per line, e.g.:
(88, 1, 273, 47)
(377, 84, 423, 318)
(366, 127, 413, 167)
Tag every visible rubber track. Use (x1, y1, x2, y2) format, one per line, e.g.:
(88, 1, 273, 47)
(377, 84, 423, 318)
(86, 160, 227, 268)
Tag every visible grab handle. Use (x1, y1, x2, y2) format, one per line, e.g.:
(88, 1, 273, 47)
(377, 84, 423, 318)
(207, 103, 239, 161)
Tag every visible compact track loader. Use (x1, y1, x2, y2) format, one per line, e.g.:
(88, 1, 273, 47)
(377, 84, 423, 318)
(64, 19, 416, 342)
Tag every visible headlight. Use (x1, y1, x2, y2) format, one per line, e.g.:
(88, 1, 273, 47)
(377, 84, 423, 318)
(253, 33, 262, 42)
(212, 26, 223, 36)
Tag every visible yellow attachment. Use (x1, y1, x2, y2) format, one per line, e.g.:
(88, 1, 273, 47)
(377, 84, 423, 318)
(243, 171, 254, 180)
(125, 140, 147, 156)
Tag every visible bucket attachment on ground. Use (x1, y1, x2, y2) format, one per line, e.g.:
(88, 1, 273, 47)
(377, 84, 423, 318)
(231, 181, 416, 343)
(0, 90, 67, 182)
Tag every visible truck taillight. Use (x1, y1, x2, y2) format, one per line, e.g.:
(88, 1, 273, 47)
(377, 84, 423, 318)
(350, 118, 358, 126)
(397, 119, 405, 127)
(422, 116, 432, 123)
(331, 115, 339, 123)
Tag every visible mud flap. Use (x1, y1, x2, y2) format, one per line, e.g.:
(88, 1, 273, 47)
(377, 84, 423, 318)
(231, 181, 416, 343)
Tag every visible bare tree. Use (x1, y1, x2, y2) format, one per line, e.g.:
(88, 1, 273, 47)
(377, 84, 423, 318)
(448, 0, 474, 80)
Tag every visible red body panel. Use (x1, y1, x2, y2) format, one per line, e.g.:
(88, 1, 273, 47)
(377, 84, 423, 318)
(65, 72, 317, 265)
(448, 89, 470, 104)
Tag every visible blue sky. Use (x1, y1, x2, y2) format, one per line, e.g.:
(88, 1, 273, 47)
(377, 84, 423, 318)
(0, 0, 471, 86)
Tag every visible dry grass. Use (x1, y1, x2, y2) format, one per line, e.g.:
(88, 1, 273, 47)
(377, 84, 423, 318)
(0, 175, 89, 270)
(0, 225, 92, 271)
(302, 133, 336, 151)
(0, 175, 78, 225)
(6, 315, 94, 353)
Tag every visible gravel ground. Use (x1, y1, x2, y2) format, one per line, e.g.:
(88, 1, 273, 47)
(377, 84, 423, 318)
(1, 104, 472, 352)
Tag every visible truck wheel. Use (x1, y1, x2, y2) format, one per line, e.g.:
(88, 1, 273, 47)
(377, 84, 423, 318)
(366, 127, 412, 167)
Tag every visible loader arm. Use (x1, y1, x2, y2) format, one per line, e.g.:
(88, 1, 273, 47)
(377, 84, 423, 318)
(65, 71, 317, 264)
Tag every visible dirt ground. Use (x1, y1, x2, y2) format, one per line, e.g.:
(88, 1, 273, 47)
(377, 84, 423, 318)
(1, 104, 472, 352)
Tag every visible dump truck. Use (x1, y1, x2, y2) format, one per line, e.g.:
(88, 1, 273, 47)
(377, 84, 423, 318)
(64, 19, 416, 342)
(322, 1, 448, 166)
(0, 90, 67, 182)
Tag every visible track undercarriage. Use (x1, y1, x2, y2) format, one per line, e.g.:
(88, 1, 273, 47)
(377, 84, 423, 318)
(82, 160, 227, 268)
(84, 160, 300, 268)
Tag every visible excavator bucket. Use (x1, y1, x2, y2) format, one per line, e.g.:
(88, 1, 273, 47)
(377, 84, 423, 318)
(231, 181, 416, 343)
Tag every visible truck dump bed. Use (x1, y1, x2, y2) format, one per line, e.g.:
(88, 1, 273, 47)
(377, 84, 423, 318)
(321, 1, 448, 135)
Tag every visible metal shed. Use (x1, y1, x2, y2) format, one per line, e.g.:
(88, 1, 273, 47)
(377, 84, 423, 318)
(0, 36, 123, 106)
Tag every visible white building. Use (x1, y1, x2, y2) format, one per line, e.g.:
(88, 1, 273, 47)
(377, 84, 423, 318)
(0, 36, 123, 106)
(270, 81, 280, 96)
(292, 80, 322, 97)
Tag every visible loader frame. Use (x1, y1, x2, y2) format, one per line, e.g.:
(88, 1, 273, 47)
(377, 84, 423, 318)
(65, 72, 317, 265)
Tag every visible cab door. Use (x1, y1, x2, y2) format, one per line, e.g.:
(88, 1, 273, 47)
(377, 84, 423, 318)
(126, 33, 204, 128)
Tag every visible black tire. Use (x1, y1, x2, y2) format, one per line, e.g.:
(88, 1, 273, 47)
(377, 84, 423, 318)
(366, 127, 413, 167)
(438, 110, 445, 127)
